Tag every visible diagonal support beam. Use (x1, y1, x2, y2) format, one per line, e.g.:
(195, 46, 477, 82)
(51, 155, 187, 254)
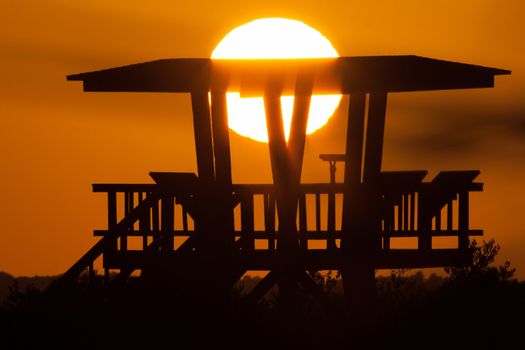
(287, 70, 314, 184)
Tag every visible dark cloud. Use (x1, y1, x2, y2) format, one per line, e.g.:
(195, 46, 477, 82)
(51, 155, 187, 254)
(389, 99, 525, 158)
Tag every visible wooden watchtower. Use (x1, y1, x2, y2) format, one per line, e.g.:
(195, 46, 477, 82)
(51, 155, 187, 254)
(61, 56, 509, 317)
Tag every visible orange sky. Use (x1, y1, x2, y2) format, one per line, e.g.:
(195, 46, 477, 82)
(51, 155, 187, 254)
(1, 0, 525, 277)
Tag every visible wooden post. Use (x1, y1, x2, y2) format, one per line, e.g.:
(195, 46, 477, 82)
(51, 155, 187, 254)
(342, 92, 387, 328)
(327, 161, 337, 250)
(190, 90, 215, 183)
(458, 191, 469, 250)
(418, 190, 432, 250)
(265, 193, 276, 252)
(210, 89, 235, 250)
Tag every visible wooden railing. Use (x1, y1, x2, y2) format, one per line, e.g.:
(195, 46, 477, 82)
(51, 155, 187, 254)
(60, 170, 483, 284)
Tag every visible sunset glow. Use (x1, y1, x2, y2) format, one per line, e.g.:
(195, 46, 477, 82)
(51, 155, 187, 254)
(211, 18, 341, 143)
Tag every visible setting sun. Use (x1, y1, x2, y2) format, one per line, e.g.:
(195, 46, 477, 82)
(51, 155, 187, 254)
(211, 18, 341, 143)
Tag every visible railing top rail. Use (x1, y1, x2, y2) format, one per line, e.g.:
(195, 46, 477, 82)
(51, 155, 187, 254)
(92, 184, 157, 192)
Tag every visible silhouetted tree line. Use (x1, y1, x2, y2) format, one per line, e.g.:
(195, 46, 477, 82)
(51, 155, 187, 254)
(1, 239, 523, 349)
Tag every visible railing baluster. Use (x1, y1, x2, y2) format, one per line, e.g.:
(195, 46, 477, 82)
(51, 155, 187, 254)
(447, 199, 453, 231)
(403, 193, 409, 232)
(397, 197, 402, 233)
(315, 193, 321, 232)
(327, 188, 336, 250)
(410, 192, 416, 232)
(152, 201, 160, 249)
(383, 194, 391, 250)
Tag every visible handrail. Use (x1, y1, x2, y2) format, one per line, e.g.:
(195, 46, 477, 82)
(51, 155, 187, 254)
(58, 192, 161, 284)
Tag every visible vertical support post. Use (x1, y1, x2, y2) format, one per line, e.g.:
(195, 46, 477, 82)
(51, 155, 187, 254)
(458, 191, 469, 250)
(210, 89, 235, 250)
(342, 92, 387, 328)
(190, 90, 215, 183)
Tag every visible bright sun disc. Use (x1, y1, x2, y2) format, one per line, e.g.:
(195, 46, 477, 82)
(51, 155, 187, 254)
(211, 18, 342, 143)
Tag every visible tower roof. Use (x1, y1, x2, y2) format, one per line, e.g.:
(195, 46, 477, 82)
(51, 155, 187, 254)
(67, 56, 509, 95)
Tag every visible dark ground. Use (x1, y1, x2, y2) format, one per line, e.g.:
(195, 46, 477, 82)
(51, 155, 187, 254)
(1, 240, 524, 349)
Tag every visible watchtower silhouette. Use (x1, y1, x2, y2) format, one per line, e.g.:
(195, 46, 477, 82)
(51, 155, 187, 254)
(60, 56, 509, 321)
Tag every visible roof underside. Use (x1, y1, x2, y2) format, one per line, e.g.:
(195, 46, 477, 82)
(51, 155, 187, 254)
(67, 56, 510, 95)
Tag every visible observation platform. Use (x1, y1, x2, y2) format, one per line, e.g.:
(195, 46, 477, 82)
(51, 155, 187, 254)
(61, 56, 508, 309)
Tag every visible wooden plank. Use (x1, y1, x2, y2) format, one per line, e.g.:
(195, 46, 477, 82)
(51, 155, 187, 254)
(190, 90, 215, 183)
(243, 271, 277, 305)
(93, 184, 156, 192)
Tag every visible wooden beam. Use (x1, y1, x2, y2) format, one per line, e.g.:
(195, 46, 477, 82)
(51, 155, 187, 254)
(190, 90, 215, 183)
(363, 92, 388, 183)
(263, 77, 298, 251)
(210, 90, 232, 188)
